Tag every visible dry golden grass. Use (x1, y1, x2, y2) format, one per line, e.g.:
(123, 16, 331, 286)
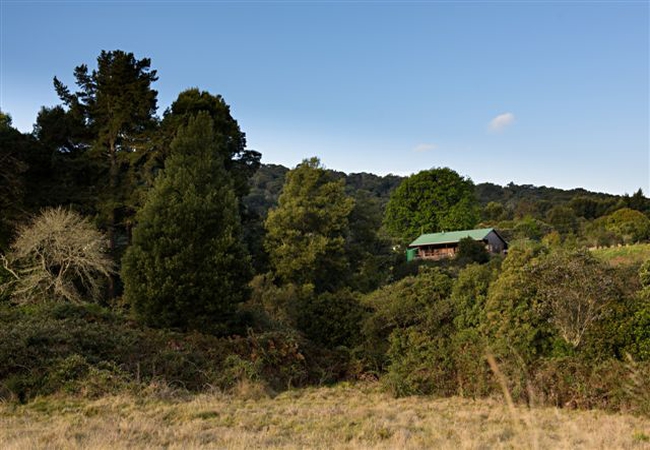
(1, 382, 649, 449)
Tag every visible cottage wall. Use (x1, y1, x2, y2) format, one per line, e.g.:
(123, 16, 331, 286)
(418, 245, 457, 260)
(485, 230, 507, 253)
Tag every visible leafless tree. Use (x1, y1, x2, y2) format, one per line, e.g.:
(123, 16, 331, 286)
(1, 207, 113, 303)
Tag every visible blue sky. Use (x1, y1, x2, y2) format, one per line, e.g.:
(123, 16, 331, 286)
(1, 1, 648, 195)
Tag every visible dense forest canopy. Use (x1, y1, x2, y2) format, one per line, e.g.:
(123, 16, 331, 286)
(1, 50, 649, 414)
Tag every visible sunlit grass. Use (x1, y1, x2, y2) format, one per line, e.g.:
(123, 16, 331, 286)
(1, 383, 649, 449)
(592, 243, 650, 267)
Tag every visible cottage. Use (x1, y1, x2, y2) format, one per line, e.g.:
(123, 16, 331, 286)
(407, 228, 508, 261)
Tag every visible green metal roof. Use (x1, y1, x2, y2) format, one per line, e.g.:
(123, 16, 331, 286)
(409, 228, 495, 247)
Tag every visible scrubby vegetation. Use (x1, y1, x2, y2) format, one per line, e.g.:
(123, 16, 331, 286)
(1, 49, 650, 435)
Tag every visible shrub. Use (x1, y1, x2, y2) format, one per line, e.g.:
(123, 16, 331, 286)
(455, 237, 490, 265)
(360, 267, 461, 396)
(41, 355, 131, 398)
(529, 249, 622, 349)
(295, 289, 367, 349)
(384, 319, 455, 397)
(361, 267, 454, 372)
(512, 216, 552, 241)
(627, 269, 650, 361)
(0, 302, 314, 402)
(247, 273, 313, 329)
(590, 208, 650, 245)
(449, 263, 500, 397)
(530, 357, 650, 414)
(482, 243, 554, 366)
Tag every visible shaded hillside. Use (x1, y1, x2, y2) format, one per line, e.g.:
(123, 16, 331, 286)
(243, 164, 403, 219)
(244, 163, 641, 223)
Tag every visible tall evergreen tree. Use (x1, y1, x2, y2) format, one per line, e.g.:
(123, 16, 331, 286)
(53, 50, 159, 281)
(0, 112, 30, 248)
(156, 89, 262, 269)
(158, 89, 260, 199)
(264, 158, 355, 293)
(345, 190, 391, 292)
(121, 113, 251, 332)
(30, 106, 97, 213)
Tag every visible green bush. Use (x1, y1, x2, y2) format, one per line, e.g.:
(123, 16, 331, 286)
(640, 260, 650, 288)
(357, 242, 650, 412)
(360, 267, 462, 396)
(42, 355, 131, 398)
(451, 329, 493, 397)
(627, 285, 650, 361)
(450, 263, 500, 397)
(215, 354, 262, 390)
(0, 303, 314, 402)
(512, 216, 552, 241)
(295, 289, 367, 349)
(482, 243, 555, 367)
(530, 357, 650, 414)
(361, 267, 453, 372)
(455, 237, 490, 265)
(384, 322, 455, 397)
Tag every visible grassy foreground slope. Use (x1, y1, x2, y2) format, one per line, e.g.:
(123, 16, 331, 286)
(1, 384, 649, 449)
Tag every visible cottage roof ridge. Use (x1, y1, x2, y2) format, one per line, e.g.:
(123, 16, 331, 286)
(408, 228, 496, 247)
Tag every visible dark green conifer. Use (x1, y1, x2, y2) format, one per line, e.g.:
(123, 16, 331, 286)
(121, 112, 251, 332)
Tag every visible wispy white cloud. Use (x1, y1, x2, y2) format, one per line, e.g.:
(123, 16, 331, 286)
(488, 112, 515, 132)
(413, 143, 438, 153)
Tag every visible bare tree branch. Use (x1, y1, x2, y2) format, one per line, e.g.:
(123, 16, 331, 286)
(1, 207, 114, 303)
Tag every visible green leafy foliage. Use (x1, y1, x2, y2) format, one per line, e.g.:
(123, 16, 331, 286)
(53, 50, 158, 219)
(361, 268, 454, 373)
(481, 245, 639, 398)
(0, 303, 313, 402)
(159, 88, 261, 199)
(482, 201, 510, 222)
(361, 244, 650, 409)
(629, 261, 650, 360)
(295, 290, 367, 349)
(384, 167, 479, 243)
(597, 208, 650, 244)
(264, 158, 355, 293)
(121, 113, 251, 333)
(370, 264, 497, 397)
(482, 243, 554, 365)
(511, 216, 553, 241)
(0, 112, 30, 248)
(345, 190, 392, 292)
(528, 249, 622, 349)
(546, 205, 579, 236)
(569, 195, 617, 220)
(455, 237, 490, 265)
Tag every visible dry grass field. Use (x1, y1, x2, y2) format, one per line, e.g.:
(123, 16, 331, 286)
(1, 382, 649, 449)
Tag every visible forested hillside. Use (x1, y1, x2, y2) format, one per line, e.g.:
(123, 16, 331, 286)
(247, 163, 637, 218)
(246, 163, 648, 245)
(1, 50, 649, 415)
